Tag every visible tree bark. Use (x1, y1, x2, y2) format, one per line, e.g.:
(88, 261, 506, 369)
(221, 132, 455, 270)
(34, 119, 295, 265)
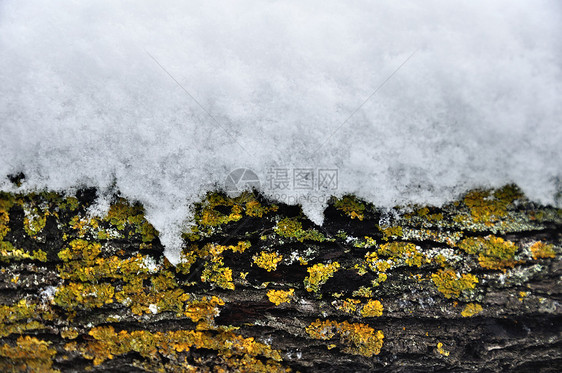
(0, 186, 560, 372)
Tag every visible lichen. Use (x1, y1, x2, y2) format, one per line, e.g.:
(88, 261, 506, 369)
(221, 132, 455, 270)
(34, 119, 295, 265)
(304, 262, 341, 293)
(431, 269, 478, 299)
(436, 341, 450, 357)
(458, 235, 521, 271)
(253, 251, 283, 272)
(361, 300, 384, 317)
(305, 319, 384, 357)
(0, 336, 58, 372)
(461, 303, 483, 317)
(333, 195, 366, 220)
(267, 289, 295, 306)
(530, 241, 556, 260)
(378, 242, 428, 268)
(79, 326, 286, 370)
(274, 217, 326, 242)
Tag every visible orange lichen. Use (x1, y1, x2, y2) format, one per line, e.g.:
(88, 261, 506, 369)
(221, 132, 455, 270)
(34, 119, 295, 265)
(305, 319, 384, 357)
(530, 241, 556, 260)
(253, 251, 283, 272)
(267, 289, 295, 306)
(431, 269, 478, 299)
(304, 262, 340, 293)
(461, 303, 483, 317)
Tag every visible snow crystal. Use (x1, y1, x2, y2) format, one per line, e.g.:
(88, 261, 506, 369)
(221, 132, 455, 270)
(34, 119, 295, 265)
(1, 0, 561, 263)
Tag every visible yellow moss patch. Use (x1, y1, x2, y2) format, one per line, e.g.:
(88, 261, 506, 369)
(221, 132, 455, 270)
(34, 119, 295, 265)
(431, 269, 478, 299)
(304, 262, 340, 293)
(267, 289, 295, 306)
(253, 251, 283, 272)
(361, 300, 384, 317)
(530, 241, 556, 260)
(461, 303, 483, 317)
(305, 319, 384, 357)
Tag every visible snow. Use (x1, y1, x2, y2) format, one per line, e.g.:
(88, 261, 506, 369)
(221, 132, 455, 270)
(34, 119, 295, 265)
(1, 0, 561, 263)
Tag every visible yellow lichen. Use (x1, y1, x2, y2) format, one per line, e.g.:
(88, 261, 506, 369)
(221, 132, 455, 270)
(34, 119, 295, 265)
(458, 236, 521, 271)
(184, 296, 225, 324)
(336, 298, 361, 314)
(361, 300, 384, 317)
(305, 319, 384, 357)
(0, 299, 52, 337)
(0, 241, 47, 263)
(530, 241, 556, 260)
(431, 269, 478, 299)
(54, 282, 115, 310)
(304, 262, 340, 293)
(378, 242, 428, 267)
(461, 303, 483, 317)
(0, 336, 58, 372)
(462, 185, 523, 225)
(267, 289, 295, 306)
(334, 195, 366, 220)
(380, 225, 403, 241)
(274, 217, 326, 242)
(81, 326, 285, 368)
(253, 251, 283, 272)
(436, 342, 450, 356)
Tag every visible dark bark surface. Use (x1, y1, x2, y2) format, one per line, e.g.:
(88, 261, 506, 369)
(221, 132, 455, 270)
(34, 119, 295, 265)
(0, 186, 561, 372)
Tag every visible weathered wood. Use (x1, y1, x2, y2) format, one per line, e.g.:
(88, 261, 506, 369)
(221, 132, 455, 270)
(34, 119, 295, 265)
(0, 186, 561, 372)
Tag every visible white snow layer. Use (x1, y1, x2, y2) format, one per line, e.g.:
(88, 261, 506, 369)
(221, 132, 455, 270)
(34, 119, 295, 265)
(1, 0, 561, 263)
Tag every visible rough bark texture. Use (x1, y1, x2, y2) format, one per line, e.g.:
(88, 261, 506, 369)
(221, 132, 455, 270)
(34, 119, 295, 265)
(0, 185, 561, 372)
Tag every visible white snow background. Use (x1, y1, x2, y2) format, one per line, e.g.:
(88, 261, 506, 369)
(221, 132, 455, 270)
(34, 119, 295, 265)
(1, 0, 561, 263)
